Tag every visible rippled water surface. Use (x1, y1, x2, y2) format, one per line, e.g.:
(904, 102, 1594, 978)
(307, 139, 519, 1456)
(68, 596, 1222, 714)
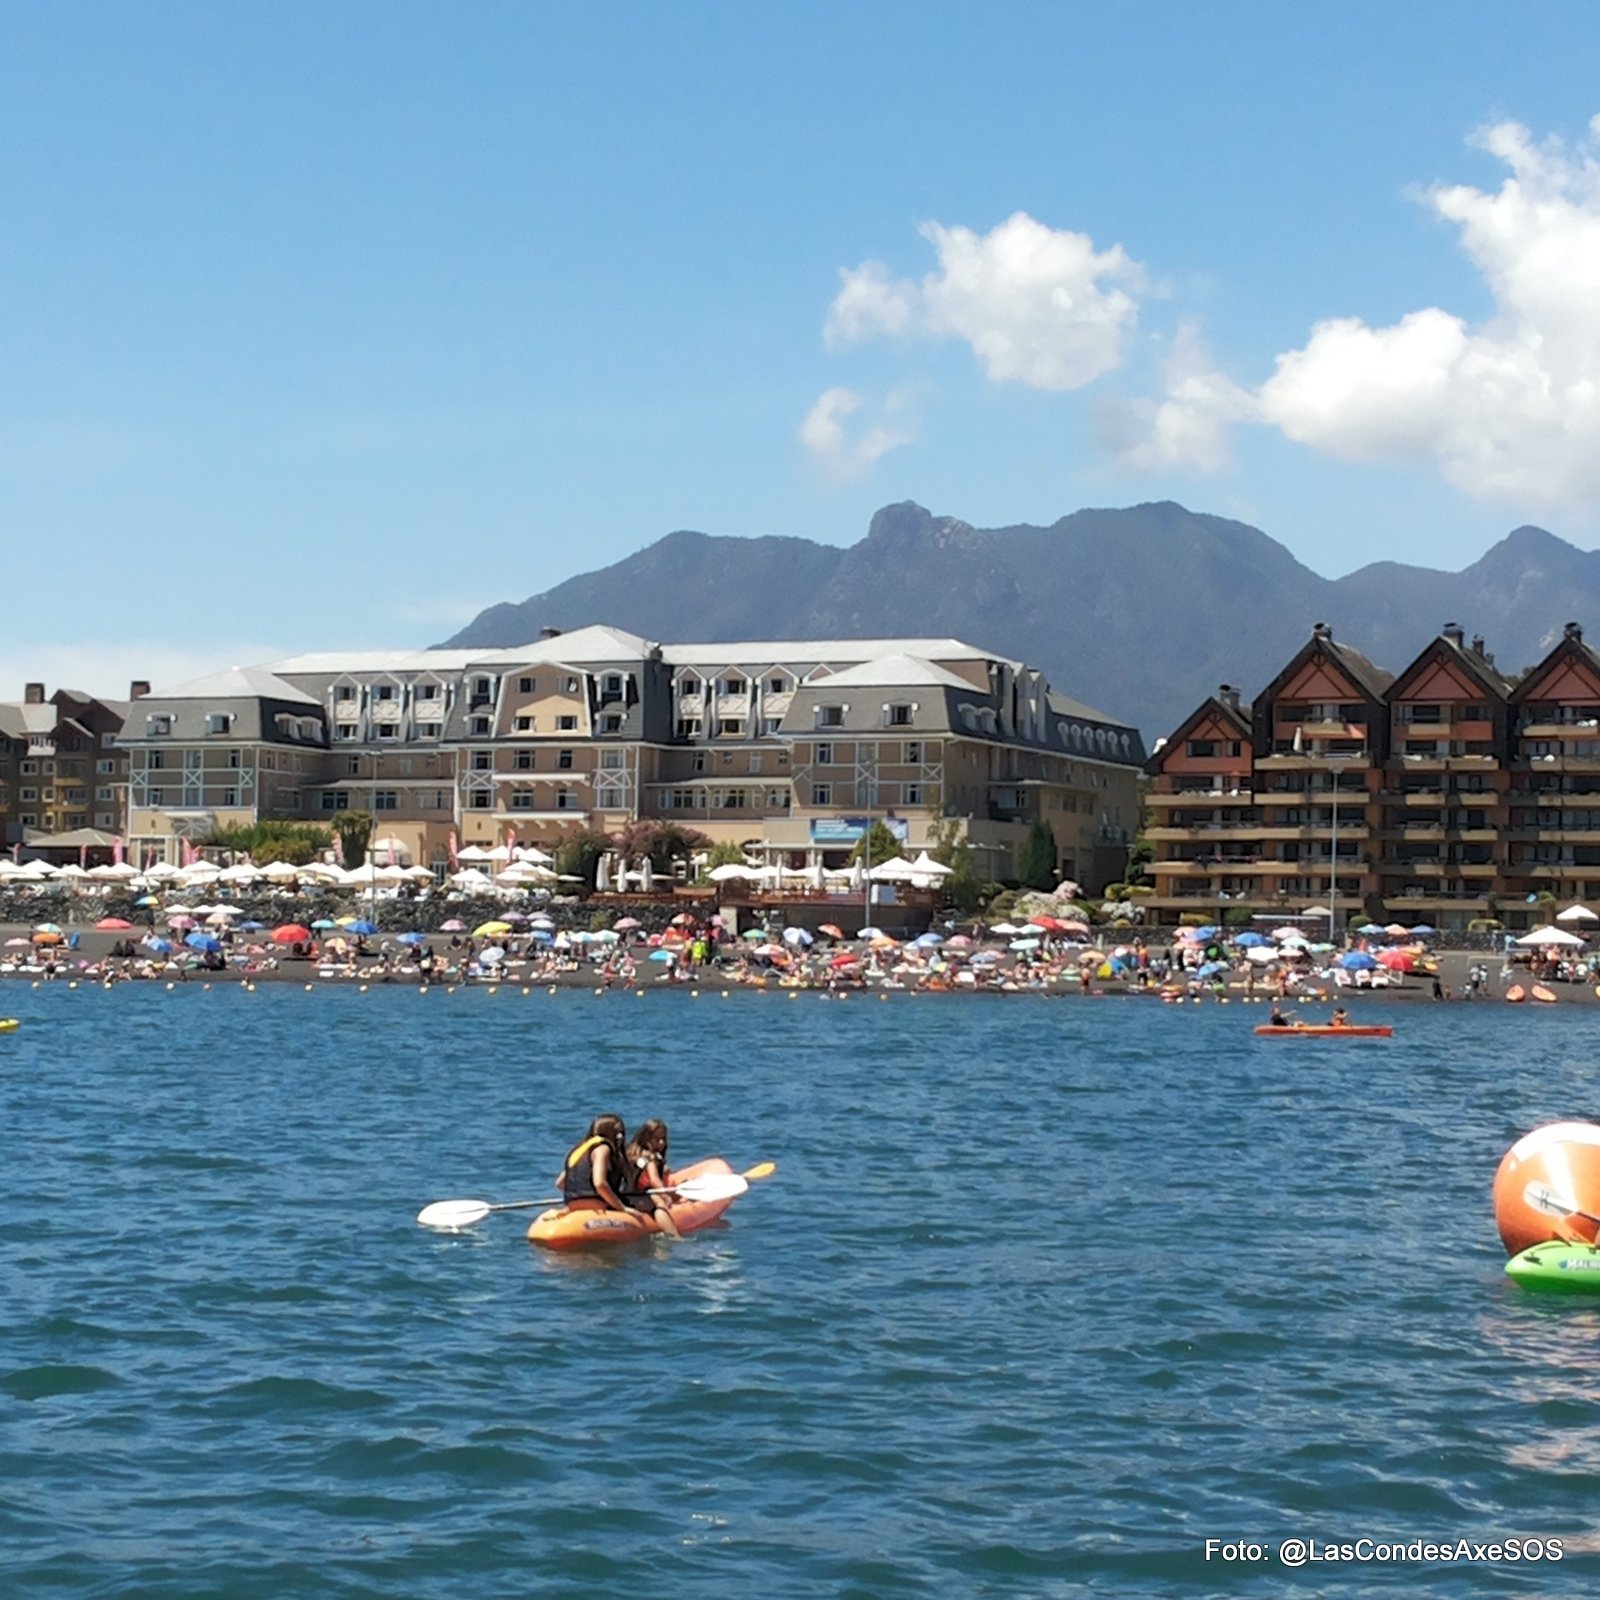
(5, 984, 1600, 1595)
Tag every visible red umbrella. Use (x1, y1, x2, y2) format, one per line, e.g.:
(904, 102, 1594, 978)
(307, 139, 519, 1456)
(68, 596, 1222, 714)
(1376, 948, 1415, 971)
(1031, 914, 1068, 932)
(830, 952, 860, 968)
(819, 923, 845, 939)
(95, 917, 132, 930)
(271, 924, 312, 944)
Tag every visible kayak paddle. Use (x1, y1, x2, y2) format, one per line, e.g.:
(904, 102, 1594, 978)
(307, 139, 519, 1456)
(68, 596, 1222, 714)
(1522, 1181, 1600, 1231)
(417, 1160, 776, 1229)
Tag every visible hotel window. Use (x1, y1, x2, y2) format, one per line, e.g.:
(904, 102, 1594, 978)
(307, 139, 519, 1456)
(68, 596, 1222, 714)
(768, 789, 787, 808)
(749, 752, 763, 772)
(721, 752, 735, 767)
(816, 742, 834, 765)
(719, 788, 748, 810)
(470, 716, 492, 735)
(472, 677, 492, 702)
(471, 750, 493, 771)
(418, 723, 441, 739)
(468, 791, 491, 809)
(762, 718, 782, 736)
(600, 714, 623, 733)
(1187, 740, 1215, 757)
(335, 685, 357, 703)
(691, 752, 706, 773)
(374, 791, 398, 810)
(556, 715, 578, 731)
(20, 787, 37, 801)
(147, 715, 172, 736)
(597, 785, 624, 808)
(19, 813, 37, 827)
(222, 788, 239, 807)
(675, 719, 701, 739)
(767, 677, 786, 694)
(905, 784, 924, 806)
(556, 787, 577, 810)
(560, 676, 579, 694)
(604, 674, 623, 697)
(336, 723, 358, 741)
(96, 812, 115, 828)
(517, 676, 535, 694)
(97, 758, 115, 774)
(817, 704, 844, 727)
(514, 715, 533, 733)
(719, 677, 746, 696)
(600, 750, 625, 769)
(718, 719, 745, 737)
(510, 791, 534, 811)
(374, 684, 395, 701)
(813, 783, 832, 806)
(323, 790, 351, 811)
(558, 749, 574, 770)
(514, 751, 534, 771)
(375, 726, 398, 740)
(886, 703, 914, 727)
(347, 756, 362, 775)
(21, 759, 38, 774)
(671, 788, 698, 809)
(147, 790, 163, 807)
(905, 741, 923, 763)
(227, 750, 241, 768)
(96, 786, 114, 801)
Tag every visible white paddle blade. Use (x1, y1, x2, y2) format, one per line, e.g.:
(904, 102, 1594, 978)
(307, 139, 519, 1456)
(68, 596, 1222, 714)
(672, 1173, 749, 1204)
(1524, 1181, 1579, 1219)
(417, 1199, 493, 1229)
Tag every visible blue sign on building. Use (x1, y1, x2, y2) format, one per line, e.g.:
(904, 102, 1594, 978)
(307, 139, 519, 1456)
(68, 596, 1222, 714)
(809, 816, 910, 845)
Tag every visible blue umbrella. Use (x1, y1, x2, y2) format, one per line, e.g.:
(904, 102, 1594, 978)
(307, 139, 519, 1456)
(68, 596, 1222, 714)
(185, 932, 221, 953)
(346, 920, 379, 936)
(135, 894, 159, 906)
(914, 932, 945, 947)
(1338, 951, 1377, 970)
(397, 931, 427, 945)
(1198, 960, 1229, 978)
(143, 936, 173, 954)
(1409, 924, 1437, 936)
(239, 920, 265, 931)
(1193, 925, 1221, 939)
(1358, 922, 1384, 934)
(648, 949, 675, 962)
(1233, 931, 1269, 947)
(528, 929, 554, 943)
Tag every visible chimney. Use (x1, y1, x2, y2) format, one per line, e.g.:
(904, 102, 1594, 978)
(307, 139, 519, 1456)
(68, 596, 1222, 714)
(1443, 622, 1465, 647)
(538, 626, 562, 640)
(1471, 636, 1485, 656)
(1312, 622, 1332, 640)
(23, 682, 44, 704)
(1565, 621, 1583, 643)
(1218, 684, 1241, 711)
(129, 680, 151, 701)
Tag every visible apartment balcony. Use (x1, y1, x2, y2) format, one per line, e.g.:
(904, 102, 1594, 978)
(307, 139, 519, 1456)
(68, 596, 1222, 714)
(1381, 889, 1493, 907)
(1386, 824, 1444, 842)
(1251, 824, 1371, 841)
(1146, 787, 1252, 807)
(1527, 789, 1600, 804)
(1253, 789, 1310, 806)
(1145, 824, 1257, 841)
(1503, 827, 1600, 844)
(1379, 788, 1446, 805)
(1515, 755, 1600, 773)
(1150, 857, 1263, 875)
(1517, 721, 1600, 738)
(1256, 753, 1374, 771)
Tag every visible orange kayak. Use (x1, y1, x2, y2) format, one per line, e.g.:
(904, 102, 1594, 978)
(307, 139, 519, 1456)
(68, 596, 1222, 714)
(1506, 985, 1526, 1003)
(1253, 1024, 1393, 1037)
(527, 1157, 739, 1251)
(1532, 985, 1558, 1004)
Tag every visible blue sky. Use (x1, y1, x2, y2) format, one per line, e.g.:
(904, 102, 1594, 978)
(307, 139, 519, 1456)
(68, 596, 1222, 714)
(4, 1, 1600, 697)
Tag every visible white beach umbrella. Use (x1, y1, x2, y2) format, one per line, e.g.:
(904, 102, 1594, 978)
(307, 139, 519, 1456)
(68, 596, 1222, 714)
(456, 845, 495, 863)
(513, 846, 556, 866)
(217, 863, 261, 883)
(1516, 925, 1585, 947)
(595, 856, 612, 892)
(639, 857, 654, 893)
(707, 863, 757, 882)
(869, 857, 919, 882)
(1557, 904, 1600, 924)
(54, 864, 90, 880)
(908, 850, 952, 878)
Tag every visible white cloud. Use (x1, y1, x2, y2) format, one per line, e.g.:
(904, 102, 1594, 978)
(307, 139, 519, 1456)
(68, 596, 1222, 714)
(826, 212, 1148, 390)
(1123, 114, 1600, 504)
(1104, 323, 1256, 472)
(0, 641, 289, 704)
(799, 387, 915, 479)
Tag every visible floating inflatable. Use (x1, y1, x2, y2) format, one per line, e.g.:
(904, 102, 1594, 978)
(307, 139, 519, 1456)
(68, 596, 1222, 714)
(1493, 1122, 1600, 1255)
(1532, 985, 1558, 1004)
(1506, 1240, 1600, 1293)
(1506, 985, 1526, 1003)
(1252, 1024, 1392, 1038)
(0, 1019, 17, 1032)
(527, 1157, 741, 1251)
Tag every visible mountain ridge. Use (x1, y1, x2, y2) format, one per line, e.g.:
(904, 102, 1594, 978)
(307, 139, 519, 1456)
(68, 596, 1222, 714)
(441, 502, 1597, 738)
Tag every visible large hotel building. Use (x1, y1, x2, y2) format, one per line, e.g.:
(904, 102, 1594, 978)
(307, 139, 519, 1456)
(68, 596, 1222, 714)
(1146, 620, 1600, 931)
(114, 627, 1146, 891)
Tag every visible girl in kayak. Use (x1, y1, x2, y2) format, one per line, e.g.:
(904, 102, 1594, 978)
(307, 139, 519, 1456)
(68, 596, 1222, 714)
(625, 1119, 682, 1239)
(557, 1114, 632, 1214)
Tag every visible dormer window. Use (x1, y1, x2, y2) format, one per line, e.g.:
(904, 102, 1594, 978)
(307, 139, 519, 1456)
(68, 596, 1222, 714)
(885, 703, 914, 727)
(720, 677, 747, 696)
(517, 676, 535, 694)
(603, 674, 623, 697)
(205, 713, 232, 735)
(373, 684, 396, 701)
(679, 676, 700, 696)
(335, 684, 357, 703)
(767, 677, 787, 694)
(817, 705, 844, 728)
(472, 677, 493, 703)
(470, 715, 492, 735)
(147, 715, 172, 736)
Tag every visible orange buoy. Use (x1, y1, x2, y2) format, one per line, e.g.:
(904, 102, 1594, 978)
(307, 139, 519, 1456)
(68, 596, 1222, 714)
(1493, 1122, 1600, 1254)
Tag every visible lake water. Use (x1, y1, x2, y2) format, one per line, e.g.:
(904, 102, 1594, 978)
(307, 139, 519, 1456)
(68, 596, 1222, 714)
(3, 984, 1597, 1596)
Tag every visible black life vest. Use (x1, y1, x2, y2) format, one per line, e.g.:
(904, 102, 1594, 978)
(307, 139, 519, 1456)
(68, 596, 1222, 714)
(563, 1135, 621, 1202)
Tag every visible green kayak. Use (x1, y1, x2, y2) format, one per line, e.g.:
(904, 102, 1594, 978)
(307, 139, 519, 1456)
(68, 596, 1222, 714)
(1505, 1240, 1600, 1293)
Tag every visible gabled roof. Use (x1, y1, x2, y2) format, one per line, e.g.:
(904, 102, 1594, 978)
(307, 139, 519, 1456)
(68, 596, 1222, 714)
(658, 636, 1007, 667)
(1144, 693, 1252, 774)
(0, 703, 59, 739)
(796, 653, 978, 692)
(1256, 624, 1393, 709)
(1509, 623, 1600, 702)
(146, 666, 321, 706)
(1388, 630, 1512, 702)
